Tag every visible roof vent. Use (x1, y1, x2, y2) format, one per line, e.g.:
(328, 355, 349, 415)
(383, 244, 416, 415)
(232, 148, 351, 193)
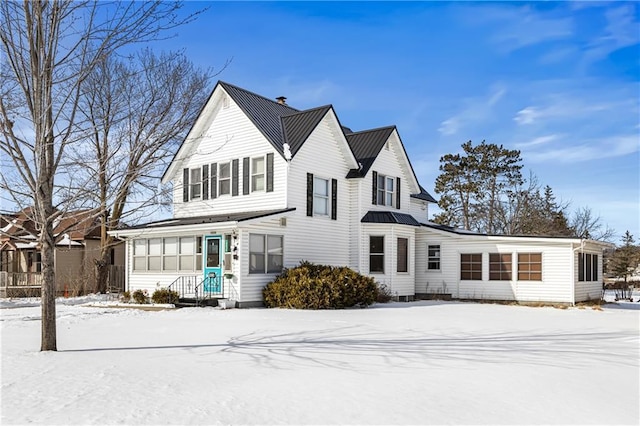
(275, 96, 287, 105)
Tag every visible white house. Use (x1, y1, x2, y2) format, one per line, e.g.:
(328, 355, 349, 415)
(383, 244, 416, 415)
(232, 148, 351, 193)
(110, 81, 609, 307)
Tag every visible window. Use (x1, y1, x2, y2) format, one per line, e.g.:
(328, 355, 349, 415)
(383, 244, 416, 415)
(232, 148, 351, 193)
(219, 162, 231, 195)
(461, 253, 482, 280)
(376, 174, 395, 206)
(251, 157, 265, 192)
(397, 238, 408, 273)
(578, 253, 598, 282)
(133, 237, 202, 272)
(223, 234, 232, 272)
(163, 237, 177, 271)
(427, 245, 440, 270)
(370, 236, 384, 273)
(249, 234, 283, 274)
(313, 177, 329, 216)
(518, 253, 542, 281)
(190, 168, 201, 199)
(489, 253, 512, 281)
(27, 251, 42, 273)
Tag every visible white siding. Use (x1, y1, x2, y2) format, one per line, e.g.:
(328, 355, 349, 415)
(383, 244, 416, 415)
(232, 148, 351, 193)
(415, 228, 576, 303)
(361, 224, 416, 297)
(409, 198, 429, 222)
(358, 141, 414, 219)
(173, 95, 286, 218)
(285, 115, 353, 268)
(574, 243, 604, 302)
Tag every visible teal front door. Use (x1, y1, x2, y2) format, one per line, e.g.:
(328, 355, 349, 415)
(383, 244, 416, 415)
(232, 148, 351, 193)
(204, 236, 222, 294)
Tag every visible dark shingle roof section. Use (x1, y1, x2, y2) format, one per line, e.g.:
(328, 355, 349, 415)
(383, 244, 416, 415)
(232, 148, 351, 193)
(126, 208, 296, 230)
(361, 211, 421, 226)
(281, 106, 332, 157)
(345, 126, 395, 178)
(219, 82, 298, 155)
(410, 185, 437, 203)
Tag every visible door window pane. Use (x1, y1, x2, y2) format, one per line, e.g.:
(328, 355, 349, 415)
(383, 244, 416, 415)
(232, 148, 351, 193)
(206, 238, 220, 268)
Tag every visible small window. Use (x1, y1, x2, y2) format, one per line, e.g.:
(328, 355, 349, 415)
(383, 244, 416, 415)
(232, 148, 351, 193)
(397, 237, 408, 273)
(219, 162, 231, 196)
(179, 237, 194, 271)
(370, 236, 384, 273)
(461, 253, 482, 280)
(313, 177, 329, 216)
(518, 253, 542, 281)
(190, 167, 201, 199)
(223, 234, 232, 273)
(252, 157, 265, 192)
(427, 245, 440, 270)
(147, 238, 161, 271)
(267, 235, 283, 273)
(163, 237, 177, 271)
(489, 253, 512, 281)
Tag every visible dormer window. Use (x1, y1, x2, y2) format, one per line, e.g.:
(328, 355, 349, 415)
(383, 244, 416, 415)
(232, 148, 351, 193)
(377, 174, 395, 206)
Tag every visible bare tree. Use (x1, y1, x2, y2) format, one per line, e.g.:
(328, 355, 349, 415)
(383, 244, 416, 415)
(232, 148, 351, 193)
(0, 1, 202, 351)
(69, 49, 213, 293)
(570, 206, 615, 242)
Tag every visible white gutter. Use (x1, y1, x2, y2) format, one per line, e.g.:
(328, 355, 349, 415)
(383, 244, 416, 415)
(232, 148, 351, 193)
(110, 221, 239, 239)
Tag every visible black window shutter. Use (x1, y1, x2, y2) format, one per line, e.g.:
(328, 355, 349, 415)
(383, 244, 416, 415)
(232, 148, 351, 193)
(183, 168, 189, 202)
(266, 153, 274, 192)
(210, 163, 217, 199)
(331, 178, 337, 220)
(243, 157, 250, 195)
(232, 159, 239, 196)
(372, 171, 378, 205)
(202, 165, 209, 201)
(306, 173, 314, 217)
(396, 177, 401, 209)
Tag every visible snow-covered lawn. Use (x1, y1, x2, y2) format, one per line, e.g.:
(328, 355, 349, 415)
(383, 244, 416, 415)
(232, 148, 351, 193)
(1, 296, 638, 425)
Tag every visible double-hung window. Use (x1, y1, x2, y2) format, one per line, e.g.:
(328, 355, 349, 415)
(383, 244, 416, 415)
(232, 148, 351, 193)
(190, 168, 202, 199)
(251, 157, 265, 192)
(313, 177, 329, 216)
(376, 175, 395, 206)
(427, 245, 440, 270)
(370, 236, 384, 273)
(219, 162, 231, 195)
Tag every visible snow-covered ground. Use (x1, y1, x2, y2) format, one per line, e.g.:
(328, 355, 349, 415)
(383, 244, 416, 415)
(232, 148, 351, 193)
(1, 294, 638, 425)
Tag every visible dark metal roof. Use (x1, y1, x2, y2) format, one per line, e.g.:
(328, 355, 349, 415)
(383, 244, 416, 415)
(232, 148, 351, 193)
(345, 126, 396, 178)
(410, 185, 437, 203)
(281, 106, 332, 157)
(125, 208, 296, 230)
(361, 211, 421, 226)
(219, 81, 299, 155)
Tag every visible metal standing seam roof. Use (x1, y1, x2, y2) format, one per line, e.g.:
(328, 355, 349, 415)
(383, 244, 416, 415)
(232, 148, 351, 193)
(361, 211, 422, 226)
(410, 185, 438, 203)
(219, 81, 299, 155)
(345, 126, 396, 178)
(124, 208, 296, 230)
(281, 105, 333, 157)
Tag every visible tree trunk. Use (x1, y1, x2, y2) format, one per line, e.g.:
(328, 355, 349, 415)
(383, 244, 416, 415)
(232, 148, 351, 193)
(40, 222, 57, 351)
(95, 253, 109, 294)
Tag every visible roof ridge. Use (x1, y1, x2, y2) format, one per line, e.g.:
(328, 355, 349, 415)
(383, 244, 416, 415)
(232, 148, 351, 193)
(281, 104, 332, 118)
(219, 81, 300, 113)
(346, 125, 396, 135)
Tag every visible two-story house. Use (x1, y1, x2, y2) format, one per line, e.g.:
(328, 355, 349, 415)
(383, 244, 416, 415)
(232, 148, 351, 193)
(110, 81, 609, 307)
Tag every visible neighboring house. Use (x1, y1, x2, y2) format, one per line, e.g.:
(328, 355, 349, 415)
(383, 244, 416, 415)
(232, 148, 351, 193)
(110, 81, 609, 307)
(0, 208, 125, 296)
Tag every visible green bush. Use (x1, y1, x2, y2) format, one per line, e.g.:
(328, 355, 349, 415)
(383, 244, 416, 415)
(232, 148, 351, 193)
(152, 288, 180, 304)
(132, 289, 149, 304)
(262, 261, 380, 309)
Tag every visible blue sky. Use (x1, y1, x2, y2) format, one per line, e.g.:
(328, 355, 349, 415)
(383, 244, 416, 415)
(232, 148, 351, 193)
(158, 1, 639, 240)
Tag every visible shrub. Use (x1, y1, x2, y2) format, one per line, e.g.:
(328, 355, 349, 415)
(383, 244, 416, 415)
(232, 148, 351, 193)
(262, 261, 379, 309)
(132, 289, 149, 304)
(152, 288, 180, 304)
(376, 283, 393, 304)
(120, 291, 131, 303)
